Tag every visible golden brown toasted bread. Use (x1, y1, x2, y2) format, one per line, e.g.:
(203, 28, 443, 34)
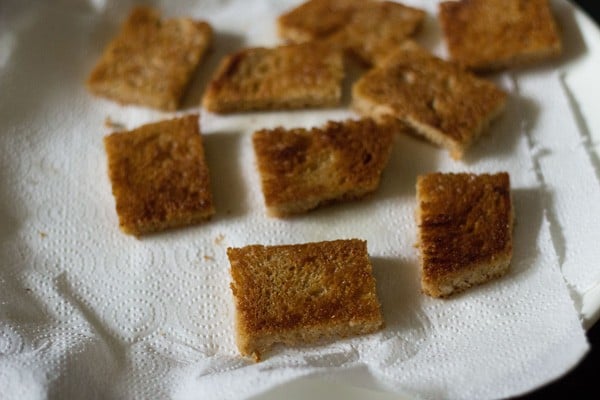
(416, 172, 513, 298)
(228, 239, 384, 360)
(104, 114, 214, 236)
(352, 42, 507, 159)
(252, 118, 396, 217)
(277, 0, 364, 43)
(326, 1, 426, 65)
(87, 6, 212, 110)
(278, 0, 425, 65)
(439, 0, 562, 71)
(202, 43, 344, 113)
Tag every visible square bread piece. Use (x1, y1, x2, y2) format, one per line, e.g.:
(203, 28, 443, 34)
(326, 1, 426, 65)
(439, 0, 562, 71)
(416, 172, 513, 298)
(277, 0, 425, 65)
(253, 118, 396, 217)
(277, 0, 365, 43)
(104, 114, 214, 236)
(202, 43, 344, 113)
(352, 42, 507, 159)
(87, 6, 212, 110)
(228, 239, 384, 360)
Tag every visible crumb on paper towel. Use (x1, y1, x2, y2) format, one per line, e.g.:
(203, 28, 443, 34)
(104, 116, 126, 131)
(203, 254, 215, 261)
(39, 231, 48, 238)
(214, 234, 225, 245)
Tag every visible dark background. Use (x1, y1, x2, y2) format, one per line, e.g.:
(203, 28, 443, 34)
(514, 0, 599, 398)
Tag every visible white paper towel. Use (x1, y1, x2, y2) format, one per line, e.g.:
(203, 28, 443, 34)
(513, 0, 600, 297)
(0, 1, 593, 399)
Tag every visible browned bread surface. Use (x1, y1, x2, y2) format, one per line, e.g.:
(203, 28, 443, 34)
(416, 172, 513, 298)
(104, 114, 214, 236)
(277, 0, 364, 43)
(252, 118, 396, 216)
(87, 6, 212, 110)
(228, 239, 384, 360)
(326, 1, 426, 65)
(439, 0, 562, 71)
(352, 42, 507, 159)
(202, 43, 344, 113)
(278, 0, 425, 65)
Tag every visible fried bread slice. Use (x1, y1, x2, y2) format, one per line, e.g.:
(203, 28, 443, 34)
(202, 43, 344, 113)
(104, 114, 214, 235)
(277, 0, 425, 65)
(326, 1, 426, 65)
(277, 0, 364, 43)
(352, 42, 507, 159)
(252, 118, 396, 216)
(439, 0, 562, 71)
(416, 172, 513, 298)
(228, 239, 384, 360)
(87, 6, 212, 110)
